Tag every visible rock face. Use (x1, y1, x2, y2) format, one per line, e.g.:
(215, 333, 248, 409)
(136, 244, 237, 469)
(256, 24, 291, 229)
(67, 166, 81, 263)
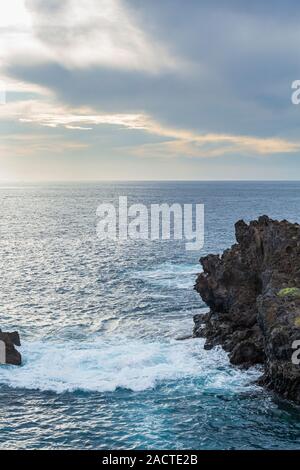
(194, 216, 300, 403)
(0, 330, 22, 366)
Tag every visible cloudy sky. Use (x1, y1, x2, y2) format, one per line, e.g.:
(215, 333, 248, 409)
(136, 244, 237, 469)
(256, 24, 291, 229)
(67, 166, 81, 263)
(1, 0, 300, 181)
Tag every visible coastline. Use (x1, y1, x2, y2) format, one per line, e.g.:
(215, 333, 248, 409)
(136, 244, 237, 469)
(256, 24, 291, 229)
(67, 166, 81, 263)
(194, 216, 300, 404)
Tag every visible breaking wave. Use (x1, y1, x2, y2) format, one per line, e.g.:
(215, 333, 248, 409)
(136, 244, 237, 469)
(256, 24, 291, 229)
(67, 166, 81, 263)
(0, 337, 261, 394)
(131, 262, 201, 289)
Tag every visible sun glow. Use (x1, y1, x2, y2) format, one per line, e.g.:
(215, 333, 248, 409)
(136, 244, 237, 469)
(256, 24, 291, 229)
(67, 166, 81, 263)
(0, 0, 32, 28)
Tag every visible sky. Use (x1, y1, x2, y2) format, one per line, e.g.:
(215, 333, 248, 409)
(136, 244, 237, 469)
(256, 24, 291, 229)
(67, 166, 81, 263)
(1, 0, 300, 181)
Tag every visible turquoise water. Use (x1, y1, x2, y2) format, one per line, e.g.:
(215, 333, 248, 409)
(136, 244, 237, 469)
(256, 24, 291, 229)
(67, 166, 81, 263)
(0, 181, 299, 449)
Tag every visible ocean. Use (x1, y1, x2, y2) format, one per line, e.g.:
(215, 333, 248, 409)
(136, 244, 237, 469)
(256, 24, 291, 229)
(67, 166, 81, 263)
(0, 181, 299, 449)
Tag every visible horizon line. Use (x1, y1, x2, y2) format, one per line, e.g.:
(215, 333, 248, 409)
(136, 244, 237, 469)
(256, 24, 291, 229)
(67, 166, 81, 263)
(0, 179, 300, 184)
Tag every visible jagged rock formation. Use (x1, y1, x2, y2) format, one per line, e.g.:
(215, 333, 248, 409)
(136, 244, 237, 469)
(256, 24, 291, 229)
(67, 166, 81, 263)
(0, 330, 22, 366)
(194, 216, 300, 403)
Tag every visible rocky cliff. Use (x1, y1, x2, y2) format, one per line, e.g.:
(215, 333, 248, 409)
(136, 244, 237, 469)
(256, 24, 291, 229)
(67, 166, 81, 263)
(194, 216, 300, 403)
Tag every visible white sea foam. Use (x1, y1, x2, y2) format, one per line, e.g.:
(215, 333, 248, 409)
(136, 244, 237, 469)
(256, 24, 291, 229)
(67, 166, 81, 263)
(132, 262, 201, 289)
(0, 338, 261, 394)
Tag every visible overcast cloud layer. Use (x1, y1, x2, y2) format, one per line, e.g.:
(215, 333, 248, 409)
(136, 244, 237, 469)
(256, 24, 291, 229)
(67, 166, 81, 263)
(1, 0, 300, 180)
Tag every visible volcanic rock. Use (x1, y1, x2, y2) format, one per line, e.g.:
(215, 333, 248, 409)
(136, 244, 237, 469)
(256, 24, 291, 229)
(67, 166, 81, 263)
(194, 216, 300, 403)
(0, 330, 22, 366)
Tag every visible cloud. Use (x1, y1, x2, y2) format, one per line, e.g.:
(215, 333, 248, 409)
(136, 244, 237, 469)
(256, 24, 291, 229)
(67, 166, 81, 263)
(0, 132, 88, 158)
(0, 0, 181, 73)
(1, 0, 300, 180)
(0, 98, 147, 130)
(1, 98, 298, 158)
(128, 126, 300, 159)
(5, 0, 300, 138)
(0, 73, 50, 95)
(130, 137, 300, 160)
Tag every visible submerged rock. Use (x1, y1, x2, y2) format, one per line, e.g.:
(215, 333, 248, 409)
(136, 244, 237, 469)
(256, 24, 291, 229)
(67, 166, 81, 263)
(194, 216, 300, 403)
(0, 330, 22, 366)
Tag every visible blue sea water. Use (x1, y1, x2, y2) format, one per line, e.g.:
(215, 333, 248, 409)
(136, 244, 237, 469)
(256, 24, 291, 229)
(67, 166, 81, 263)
(0, 181, 299, 449)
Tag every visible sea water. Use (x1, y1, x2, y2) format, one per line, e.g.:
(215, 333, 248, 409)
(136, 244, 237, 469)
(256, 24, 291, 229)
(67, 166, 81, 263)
(0, 181, 299, 449)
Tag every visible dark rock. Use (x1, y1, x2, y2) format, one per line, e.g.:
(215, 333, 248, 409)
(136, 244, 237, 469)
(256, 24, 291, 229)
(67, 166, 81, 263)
(0, 330, 22, 366)
(194, 216, 300, 404)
